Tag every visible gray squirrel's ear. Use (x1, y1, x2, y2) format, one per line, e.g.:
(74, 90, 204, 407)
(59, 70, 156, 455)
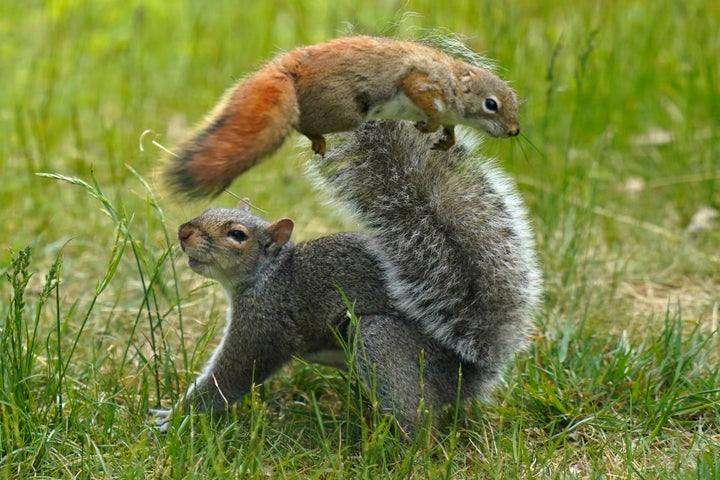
(237, 198, 252, 212)
(264, 218, 294, 254)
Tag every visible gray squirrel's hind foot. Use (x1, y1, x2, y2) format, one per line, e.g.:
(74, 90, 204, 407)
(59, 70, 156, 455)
(354, 314, 493, 435)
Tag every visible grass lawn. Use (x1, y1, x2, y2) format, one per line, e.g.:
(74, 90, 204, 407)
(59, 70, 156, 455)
(1, 0, 718, 478)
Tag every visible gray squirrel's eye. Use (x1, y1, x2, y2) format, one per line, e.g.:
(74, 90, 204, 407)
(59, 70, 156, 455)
(228, 230, 248, 242)
(483, 97, 499, 113)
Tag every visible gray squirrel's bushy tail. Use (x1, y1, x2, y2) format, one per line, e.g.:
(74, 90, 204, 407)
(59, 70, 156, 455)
(310, 120, 541, 372)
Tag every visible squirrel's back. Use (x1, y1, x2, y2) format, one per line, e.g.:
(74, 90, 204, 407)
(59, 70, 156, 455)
(311, 120, 541, 373)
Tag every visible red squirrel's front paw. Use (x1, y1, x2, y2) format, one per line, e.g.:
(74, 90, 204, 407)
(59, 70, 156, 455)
(431, 126, 456, 151)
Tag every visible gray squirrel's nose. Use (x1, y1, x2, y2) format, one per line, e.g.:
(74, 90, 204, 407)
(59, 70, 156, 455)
(178, 223, 194, 242)
(507, 125, 520, 137)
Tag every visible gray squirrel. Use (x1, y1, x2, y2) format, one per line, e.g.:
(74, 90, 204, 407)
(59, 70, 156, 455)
(153, 120, 541, 434)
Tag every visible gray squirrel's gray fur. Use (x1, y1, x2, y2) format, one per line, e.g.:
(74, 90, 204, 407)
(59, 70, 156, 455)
(311, 120, 541, 369)
(155, 120, 541, 433)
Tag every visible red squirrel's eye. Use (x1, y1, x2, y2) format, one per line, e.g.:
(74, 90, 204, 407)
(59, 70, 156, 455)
(228, 230, 248, 242)
(483, 97, 499, 113)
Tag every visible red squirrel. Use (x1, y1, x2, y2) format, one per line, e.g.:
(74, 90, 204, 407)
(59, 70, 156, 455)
(164, 35, 520, 197)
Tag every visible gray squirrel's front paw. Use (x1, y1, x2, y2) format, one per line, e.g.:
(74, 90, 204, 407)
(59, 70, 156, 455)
(150, 408, 172, 434)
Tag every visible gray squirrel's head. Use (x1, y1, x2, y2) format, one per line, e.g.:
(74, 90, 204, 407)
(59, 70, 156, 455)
(178, 199, 294, 291)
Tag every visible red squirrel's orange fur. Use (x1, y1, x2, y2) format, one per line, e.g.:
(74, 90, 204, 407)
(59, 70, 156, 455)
(165, 36, 520, 197)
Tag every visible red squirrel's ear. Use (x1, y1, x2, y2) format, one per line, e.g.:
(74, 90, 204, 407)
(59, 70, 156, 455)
(237, 198, 252, 212)
(459, 73, 470, 91)
(264, 218, 294, 254)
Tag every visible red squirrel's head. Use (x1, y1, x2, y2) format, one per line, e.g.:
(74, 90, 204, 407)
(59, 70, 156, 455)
(456, 64, 520, 138)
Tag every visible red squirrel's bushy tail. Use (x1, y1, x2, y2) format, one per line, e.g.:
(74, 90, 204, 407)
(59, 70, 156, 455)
(165, 66, 300, 198)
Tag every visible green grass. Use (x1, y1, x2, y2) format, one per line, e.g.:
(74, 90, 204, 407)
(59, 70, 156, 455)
(2, 0, 719, 478)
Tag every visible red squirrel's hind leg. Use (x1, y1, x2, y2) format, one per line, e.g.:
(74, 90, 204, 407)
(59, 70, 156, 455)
(430, 126, 456, 150)
(305, 133, 327, 156)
